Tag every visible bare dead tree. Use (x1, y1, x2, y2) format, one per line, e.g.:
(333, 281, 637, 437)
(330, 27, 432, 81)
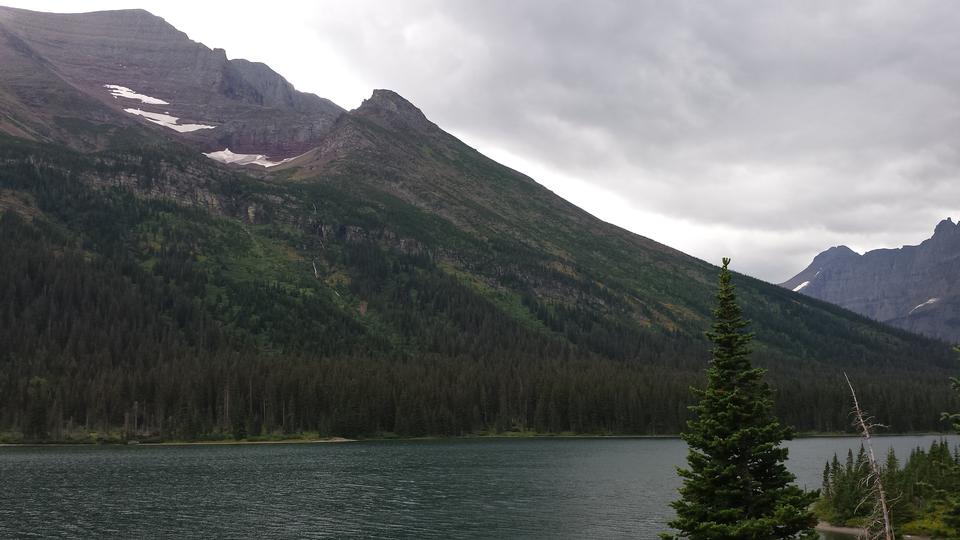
(844, 371, 894, 540)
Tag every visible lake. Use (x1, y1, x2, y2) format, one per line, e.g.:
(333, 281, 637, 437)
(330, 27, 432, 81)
(1, 435, 956, 538)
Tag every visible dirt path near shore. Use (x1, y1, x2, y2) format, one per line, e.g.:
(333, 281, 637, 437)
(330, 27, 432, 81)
(815, 522, 867, 538)
(815, 522, 931, 539)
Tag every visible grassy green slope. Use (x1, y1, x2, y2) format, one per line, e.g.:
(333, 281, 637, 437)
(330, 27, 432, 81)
(281, 101, 955, 369)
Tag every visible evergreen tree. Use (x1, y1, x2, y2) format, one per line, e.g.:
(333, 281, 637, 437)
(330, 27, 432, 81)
(25, 376, 50, 441)
(817, 440, 959, 533)
(944, 351, 960, 534)
(944, 347, 960, 434)
(665, 258, 817, 539)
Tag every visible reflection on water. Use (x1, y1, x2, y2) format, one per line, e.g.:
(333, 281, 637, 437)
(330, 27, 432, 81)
(0, 435, 955, 538)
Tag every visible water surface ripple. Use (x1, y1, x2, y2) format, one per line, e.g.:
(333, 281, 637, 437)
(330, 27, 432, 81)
(1, 435, 956, 538)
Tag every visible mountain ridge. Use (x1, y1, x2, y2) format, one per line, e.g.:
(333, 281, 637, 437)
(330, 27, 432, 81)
(782, 218, 960, 343)
(0, 5, 344, 158)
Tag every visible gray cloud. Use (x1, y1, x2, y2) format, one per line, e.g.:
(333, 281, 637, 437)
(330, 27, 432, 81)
(298, 1, 960, 280)
(11, 0, 957, 281)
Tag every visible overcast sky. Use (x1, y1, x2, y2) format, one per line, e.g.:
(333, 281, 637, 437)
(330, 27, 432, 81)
(6, 1, 960, 282)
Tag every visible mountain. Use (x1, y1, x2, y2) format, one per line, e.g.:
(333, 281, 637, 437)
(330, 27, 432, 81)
(781, 219, 960, 343)
(0, 7, 957, 442)
(0, 6, 342, 157)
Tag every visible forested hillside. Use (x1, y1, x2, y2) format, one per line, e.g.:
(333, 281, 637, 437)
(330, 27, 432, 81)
(0, 132, 956, 442)
(0, 8, 955, 443)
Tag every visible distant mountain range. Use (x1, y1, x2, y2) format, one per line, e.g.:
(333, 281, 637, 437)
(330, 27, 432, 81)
(0, 6, 956, 440)
(782, 219, 960, 344)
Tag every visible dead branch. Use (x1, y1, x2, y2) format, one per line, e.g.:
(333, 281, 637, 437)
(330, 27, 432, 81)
(844, 371, 894, 540)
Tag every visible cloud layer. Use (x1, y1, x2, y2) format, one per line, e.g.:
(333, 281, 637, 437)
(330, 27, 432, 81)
(299, 0, 960, 280)
(9, 0, 960, 281)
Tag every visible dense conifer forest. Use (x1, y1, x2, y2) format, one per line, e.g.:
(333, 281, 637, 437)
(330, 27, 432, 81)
(816, 366, 960, 537)
(818, 440, 960, 537)
(0, 136, 957, 442)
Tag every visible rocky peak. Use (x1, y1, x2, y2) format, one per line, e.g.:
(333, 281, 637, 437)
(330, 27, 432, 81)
(0, 6, 346, 158)
(811, 245, 859, 265)
(0, 6, 186, 43)
(227, 58, 341, 115)
(85, 8, 174, 27)
(352, 89, 438, 133)
(933, 217, 958, 237)
(781, 219, 960, 343)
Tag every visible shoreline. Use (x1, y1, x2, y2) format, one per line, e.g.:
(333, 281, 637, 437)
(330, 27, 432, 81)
(816, 522, 867, 538)
(0, 437, 355, 448)
(1, 431, 955, 448)
(144, 436, 355, 447)
(815, 522, 931, 540)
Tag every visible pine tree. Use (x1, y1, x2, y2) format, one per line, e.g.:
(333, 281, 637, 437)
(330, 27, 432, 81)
(665, 258, 817, 539)
(943, 348, 960, 434)
(944, 351, 960, 534)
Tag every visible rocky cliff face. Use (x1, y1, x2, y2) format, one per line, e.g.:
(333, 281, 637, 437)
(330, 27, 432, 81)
(781, 219, 960, 343)
(352, 89, 441, 134)
(0, 6, 344, 158)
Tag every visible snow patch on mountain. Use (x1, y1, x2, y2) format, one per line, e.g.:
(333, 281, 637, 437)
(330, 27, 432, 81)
(123, 108, 215, 133)
(792, 281, 810, 292)
(908, 297, 939, 315)
(204, 148, 292, 168)
(104, 84, 168, 105)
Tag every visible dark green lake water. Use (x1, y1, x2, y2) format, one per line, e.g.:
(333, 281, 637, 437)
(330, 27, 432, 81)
(1, 435, 956, 538)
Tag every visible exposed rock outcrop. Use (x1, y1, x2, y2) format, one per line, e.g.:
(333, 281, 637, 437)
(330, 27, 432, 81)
(781, 219, 960, 343)
(0, 6, 344, 158)
(352, 89, 440, 134)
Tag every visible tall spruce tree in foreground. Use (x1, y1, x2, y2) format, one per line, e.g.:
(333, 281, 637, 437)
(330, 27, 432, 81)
(665, 258, 817, 539)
